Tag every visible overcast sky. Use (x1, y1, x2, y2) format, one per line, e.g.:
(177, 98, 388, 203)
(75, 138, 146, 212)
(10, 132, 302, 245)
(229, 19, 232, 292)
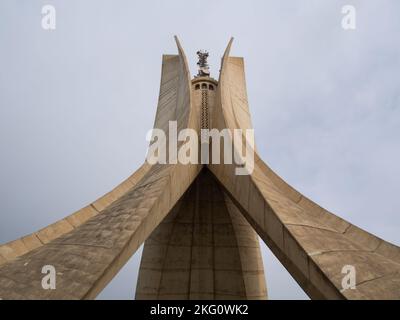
(0, 0, 399, 299)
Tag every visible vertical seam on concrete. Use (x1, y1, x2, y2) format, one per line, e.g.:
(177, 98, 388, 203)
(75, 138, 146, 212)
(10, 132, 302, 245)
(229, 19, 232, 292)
(227, 198, 250, 299)
(341, 223, 352, 234)
(155, 202, 180, 299)
(306, 249, 312, 284)
(282, 224, 287, 266)
(33, 233, 45, 245)
(211, 176, 216, 300)
(188, 175, 199, 299)
(174, 59, 180, 128)
(90, 203, 100, 213)
(296, 195, 303, 204)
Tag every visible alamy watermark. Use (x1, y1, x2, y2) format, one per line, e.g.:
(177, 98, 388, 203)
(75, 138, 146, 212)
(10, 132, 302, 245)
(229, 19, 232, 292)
(39, 5, 356, 32)
(41, 265, 56, 290)
(341, 264, 356, 291)
(342, 5, 356, 30)
(41, 5, 56, 30)
(145, 121, 255, 175)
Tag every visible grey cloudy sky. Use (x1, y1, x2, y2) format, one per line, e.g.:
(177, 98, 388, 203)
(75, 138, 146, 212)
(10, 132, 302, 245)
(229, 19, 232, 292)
(0, 0, 399, 299)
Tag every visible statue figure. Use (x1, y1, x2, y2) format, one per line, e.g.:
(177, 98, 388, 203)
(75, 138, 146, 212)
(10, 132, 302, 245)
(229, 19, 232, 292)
(196, 50, 210, 77)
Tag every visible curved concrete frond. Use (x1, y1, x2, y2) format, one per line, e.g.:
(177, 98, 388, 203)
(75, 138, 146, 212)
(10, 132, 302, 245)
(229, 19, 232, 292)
(0, 37, 202, 299)
(0, 163, 150, 267)
(208, 39, 400, 300)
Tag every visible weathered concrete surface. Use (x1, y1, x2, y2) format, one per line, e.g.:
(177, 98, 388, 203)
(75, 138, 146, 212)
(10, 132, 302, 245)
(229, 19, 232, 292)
(208, 38, 400, 300)
(0, 37, 202, 299)
(0, 163, 150, 265)
(135, 59, 267, 300)
(136, 169, 267, 300)
(1, 37, 398, 300)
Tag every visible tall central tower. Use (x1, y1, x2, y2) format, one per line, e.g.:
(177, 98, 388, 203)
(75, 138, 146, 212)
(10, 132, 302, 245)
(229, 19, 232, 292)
(135, 50, 267, 300)
(192, 51, 218, 164)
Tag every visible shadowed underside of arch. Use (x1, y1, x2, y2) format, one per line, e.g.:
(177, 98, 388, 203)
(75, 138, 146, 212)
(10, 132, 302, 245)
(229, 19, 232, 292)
(0, 37, 399, 300)
(136, 169, 267, 300)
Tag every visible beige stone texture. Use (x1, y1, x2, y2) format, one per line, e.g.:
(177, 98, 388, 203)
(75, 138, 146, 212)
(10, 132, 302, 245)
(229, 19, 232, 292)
(0, 37, 398, 300)
(0, 37, 202, 299)
(136, 169, 267, 300)
(208, 38, 400, 300)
